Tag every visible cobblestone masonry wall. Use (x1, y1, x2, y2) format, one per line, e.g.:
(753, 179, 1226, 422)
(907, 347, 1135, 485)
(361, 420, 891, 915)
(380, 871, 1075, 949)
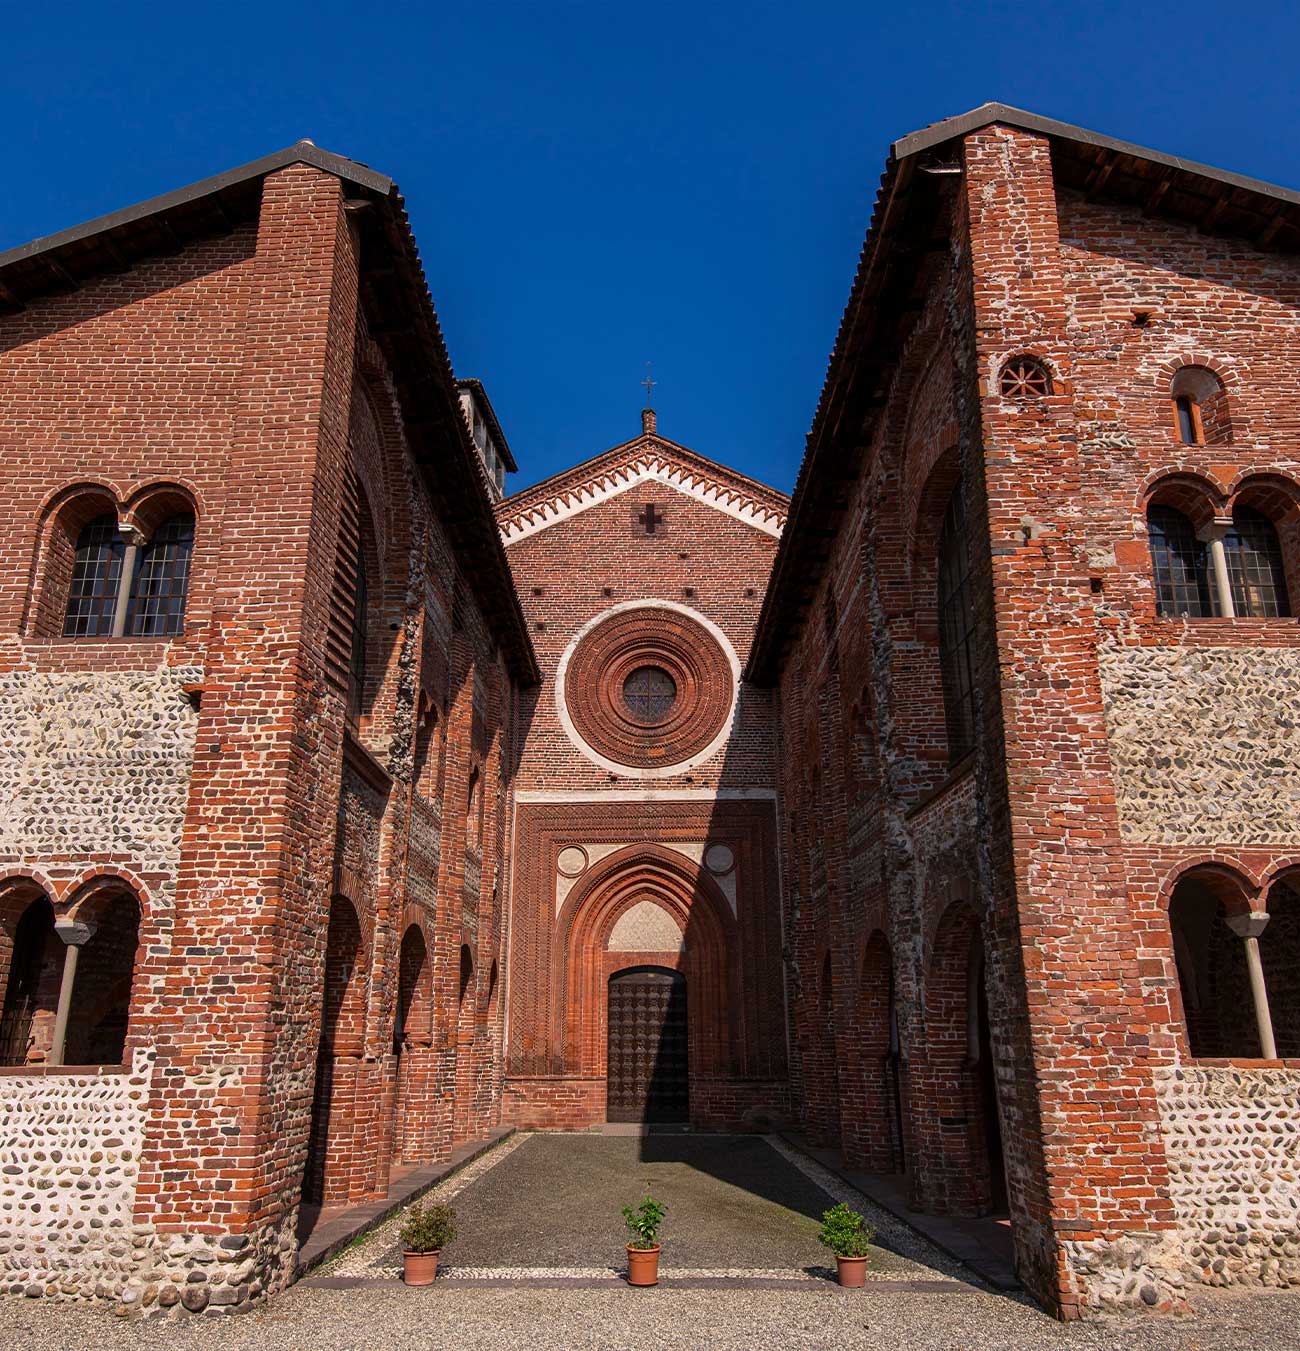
(1155, 1065, 1300, 1287)
(1099, 645, 1300, 844)
(0, 1052, 151, 1300)
(0, 666, 201, 867)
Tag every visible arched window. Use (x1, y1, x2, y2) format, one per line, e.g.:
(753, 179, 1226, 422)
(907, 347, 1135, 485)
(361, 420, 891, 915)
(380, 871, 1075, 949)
(62, 515, 125, 637)
(0, 896, 60, 1066)
(1169, 876, 1257, 1058)
(126, 514, 194, 637)
(1147, 505, 1215, 618)
(413, 704, 445, 802)
(1173, 394, 1202, 446)
(936, 486, 977, 763)
(61, 509, 195, 639)
(1224, 505, 1290, 618)
(63, 889, 141, 1065)
(466, 766, 481, 846)
(1170, 366, 1231, 445)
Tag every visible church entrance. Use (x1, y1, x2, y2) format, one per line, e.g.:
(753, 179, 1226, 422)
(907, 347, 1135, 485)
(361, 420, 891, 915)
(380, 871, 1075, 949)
(606, 966, 688, 1123)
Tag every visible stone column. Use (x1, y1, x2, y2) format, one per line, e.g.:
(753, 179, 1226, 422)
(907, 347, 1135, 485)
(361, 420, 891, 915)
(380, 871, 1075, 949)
(1225, 911, 1276, 1059)
(49, 919, 96, 1066)
(1200, 518, 1236, 618)
(110, 526, 146, 639)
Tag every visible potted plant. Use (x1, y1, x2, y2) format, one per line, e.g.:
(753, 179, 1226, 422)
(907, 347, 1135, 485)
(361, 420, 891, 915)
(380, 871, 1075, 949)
(622, 1193, 667, 1286)
(819, 1202, 874, 1287)
(399, 1201, 456, 1286)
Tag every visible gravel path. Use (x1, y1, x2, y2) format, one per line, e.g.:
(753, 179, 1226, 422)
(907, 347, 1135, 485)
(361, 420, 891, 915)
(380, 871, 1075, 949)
(6, 1283, 1300, 1351)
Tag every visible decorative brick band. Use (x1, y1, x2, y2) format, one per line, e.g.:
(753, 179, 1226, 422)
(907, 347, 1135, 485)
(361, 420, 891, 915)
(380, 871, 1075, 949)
(557, 601, 739, 776)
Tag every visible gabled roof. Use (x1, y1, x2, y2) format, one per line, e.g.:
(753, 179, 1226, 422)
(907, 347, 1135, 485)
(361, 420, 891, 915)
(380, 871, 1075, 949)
(895, 102, 1300, 213)
(496, 431, 789, 545)
(747, 103, 1300, 683)
(0, 142, 390, 296)
(0, 141, 539, 685)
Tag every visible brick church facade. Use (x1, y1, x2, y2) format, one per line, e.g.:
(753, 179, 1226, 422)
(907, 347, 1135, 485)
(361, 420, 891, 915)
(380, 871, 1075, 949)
(2, 105, 1299, 1320)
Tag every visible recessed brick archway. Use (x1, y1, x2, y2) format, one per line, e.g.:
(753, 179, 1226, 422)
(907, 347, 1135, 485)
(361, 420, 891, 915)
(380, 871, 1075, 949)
(553, 845, 738, 1121)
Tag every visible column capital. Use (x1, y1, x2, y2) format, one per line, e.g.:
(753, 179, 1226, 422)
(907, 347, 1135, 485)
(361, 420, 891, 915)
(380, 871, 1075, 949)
(54, 918, 96, 947)
(1225, 910, 1270, 940)
(1196, 516, 1234, 543)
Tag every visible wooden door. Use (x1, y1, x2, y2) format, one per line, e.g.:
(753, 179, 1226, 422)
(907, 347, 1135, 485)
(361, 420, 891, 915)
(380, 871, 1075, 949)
(606, 967, 688, 1123)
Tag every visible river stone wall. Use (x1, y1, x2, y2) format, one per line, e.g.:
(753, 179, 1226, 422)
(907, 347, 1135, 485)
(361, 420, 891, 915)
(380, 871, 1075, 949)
(0, 1050, 152, 1299)
(1156, 1064, 1300, 1289)
(1098, 645, 1300, 845)
(0, 665, 201, 868)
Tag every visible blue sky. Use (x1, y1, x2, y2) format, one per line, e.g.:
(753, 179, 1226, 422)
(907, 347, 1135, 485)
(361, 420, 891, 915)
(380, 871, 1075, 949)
(5, 2, 1298, 493)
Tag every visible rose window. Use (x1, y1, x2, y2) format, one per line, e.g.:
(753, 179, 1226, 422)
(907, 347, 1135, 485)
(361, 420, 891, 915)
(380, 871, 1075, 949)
(622, 666, 677, 724)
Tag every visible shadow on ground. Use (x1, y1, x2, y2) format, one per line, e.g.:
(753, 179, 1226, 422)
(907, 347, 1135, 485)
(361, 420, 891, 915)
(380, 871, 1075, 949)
(365, 1133, 957, 1278)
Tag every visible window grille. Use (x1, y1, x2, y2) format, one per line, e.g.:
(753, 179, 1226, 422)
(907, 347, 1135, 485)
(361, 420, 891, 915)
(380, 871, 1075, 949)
(1224, 505, 1291, 617)
(998, 357, 1052, 400)
(126, 514, 194, 637)
(62, 514, 125, 636)
(622, 666, 677, 724)
(1147, 505, 1215, 618)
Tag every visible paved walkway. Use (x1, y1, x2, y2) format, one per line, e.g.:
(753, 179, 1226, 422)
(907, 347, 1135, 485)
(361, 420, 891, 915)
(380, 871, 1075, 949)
(6, 1133, 1300, 1349)
(320, 1131, 976, 1286)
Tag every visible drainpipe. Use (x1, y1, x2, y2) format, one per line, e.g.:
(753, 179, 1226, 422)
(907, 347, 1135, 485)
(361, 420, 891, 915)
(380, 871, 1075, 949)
(1225, 911, 1276, 1059)
(1202, 518, 1236, 618)
(49, 919, 96, 1067)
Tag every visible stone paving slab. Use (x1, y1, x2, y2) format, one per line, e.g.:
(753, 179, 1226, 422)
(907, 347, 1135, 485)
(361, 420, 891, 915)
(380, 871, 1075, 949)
(324, 1131, 976, 1288)
(295, 1127, 514, 1275)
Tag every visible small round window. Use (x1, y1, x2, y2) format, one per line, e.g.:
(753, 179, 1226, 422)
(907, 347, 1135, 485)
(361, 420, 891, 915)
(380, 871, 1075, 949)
(999, 356, 1053, 400)
(622, 666, 677, 724)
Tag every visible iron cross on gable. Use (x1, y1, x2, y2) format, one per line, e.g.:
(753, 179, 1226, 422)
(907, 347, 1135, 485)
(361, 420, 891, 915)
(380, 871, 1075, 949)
(638, 503, 663, 534)
(641, 362, 656, 407)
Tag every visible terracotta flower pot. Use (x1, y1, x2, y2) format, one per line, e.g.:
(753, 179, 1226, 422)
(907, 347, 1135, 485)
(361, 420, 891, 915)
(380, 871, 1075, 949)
(626, 1244, 661, 1286)
(835, 1254, 868, 1288)
(403, 1249, 441, 1286)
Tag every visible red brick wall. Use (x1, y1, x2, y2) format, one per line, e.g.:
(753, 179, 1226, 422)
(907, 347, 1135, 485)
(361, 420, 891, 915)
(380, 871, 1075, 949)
(0, 161, 522, 1306)
(500, 443, 790, 1128)
(775, 121, 1300, 1318)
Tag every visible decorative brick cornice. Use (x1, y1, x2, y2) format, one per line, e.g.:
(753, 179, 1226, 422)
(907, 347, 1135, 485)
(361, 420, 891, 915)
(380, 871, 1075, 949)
(496, 435, 788, 544)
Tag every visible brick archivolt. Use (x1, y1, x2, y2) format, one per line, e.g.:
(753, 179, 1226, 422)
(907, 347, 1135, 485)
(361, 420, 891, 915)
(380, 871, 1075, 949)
(555, 600, 740, 778)
(553, 845, 739, 1078)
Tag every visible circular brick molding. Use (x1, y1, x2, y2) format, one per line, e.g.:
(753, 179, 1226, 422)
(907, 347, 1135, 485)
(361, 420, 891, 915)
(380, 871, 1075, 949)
(704, 843, 735, 875)
(556, 601, 740, 778)
(556, 846, 589, 877)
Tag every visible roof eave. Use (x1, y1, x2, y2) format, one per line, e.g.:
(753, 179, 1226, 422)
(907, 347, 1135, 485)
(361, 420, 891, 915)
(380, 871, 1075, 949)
(893, 101, 1300, 210)
(0, 141, 393, 275)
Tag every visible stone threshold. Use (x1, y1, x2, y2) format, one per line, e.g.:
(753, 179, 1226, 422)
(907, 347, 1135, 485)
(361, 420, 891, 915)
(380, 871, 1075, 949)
(295, 1127, 515, 1278)
(779, 1133, 1021, 1293)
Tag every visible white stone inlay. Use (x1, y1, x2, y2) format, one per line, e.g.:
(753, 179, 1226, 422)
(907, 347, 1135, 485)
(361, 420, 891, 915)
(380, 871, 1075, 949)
(607, 901, 684, 952)
(556, 846, 588, 877)
(554, 841, 735, 918)
(705, 843, 735, 875)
